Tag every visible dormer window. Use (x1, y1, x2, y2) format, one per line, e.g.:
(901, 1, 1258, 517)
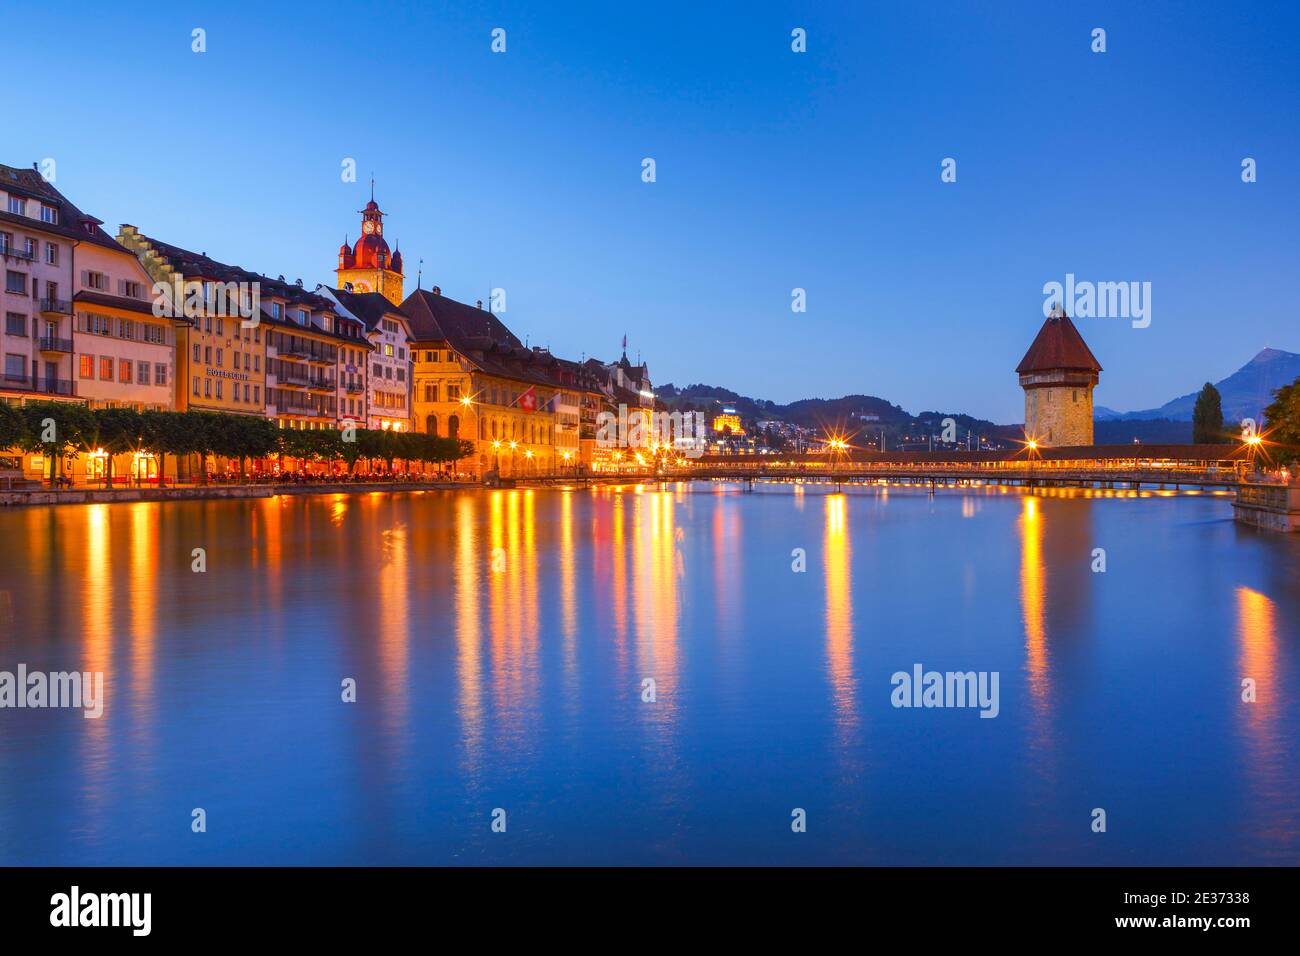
(297, 309, 308, 325)
(7, 196, 23, 215)
(41, 204, 58, 225)
(271, 302, 282, 320)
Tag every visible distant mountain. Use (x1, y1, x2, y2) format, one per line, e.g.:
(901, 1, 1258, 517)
(657, 383, 1010, 445)
(1096, 348, 1300, 424)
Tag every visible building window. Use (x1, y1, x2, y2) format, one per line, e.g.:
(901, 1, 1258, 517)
(85, 271, 108, 291)
(215, 380, 223, 400)
(5, 271, 27, 294)
(119, 359, 132, 384)
(253, 385, 260, 404)
(448, 415, 459, 439)
(447, 383, 461, 401)
(84, 313, 111, 336)
(204, 379, 211, 398)
(23, 238, 36, 258)
(204, 346, 212, 365)
(45, 242, 58, 266)
(193, 343, 201, 363)
(0, 232, 10, 254)
(193, 377, 200, 396)
(5, 312, 25, 336)
(215, 348, 222, 368)
(6, 197, 23, 215)
(99, 357, 113, 380)
(155, 363, 167, 386)
(79, 354, 94, 378)
(384, 343, 394, 357)
(5, 353, 25, 380)
(40, 204, 58, 225)
(427, 414, 437, 436)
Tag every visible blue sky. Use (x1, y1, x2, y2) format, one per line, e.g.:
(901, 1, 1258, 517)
(4, 1, 1297, 422)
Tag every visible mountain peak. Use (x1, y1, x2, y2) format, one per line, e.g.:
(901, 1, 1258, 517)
(1247, 347, 1298, 365)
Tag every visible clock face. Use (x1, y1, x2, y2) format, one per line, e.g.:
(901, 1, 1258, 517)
(353, 280, 372, 293)
(363, 222, 375, 235)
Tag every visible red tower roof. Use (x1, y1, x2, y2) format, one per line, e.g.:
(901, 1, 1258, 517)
(1016, 310, 1102, 374)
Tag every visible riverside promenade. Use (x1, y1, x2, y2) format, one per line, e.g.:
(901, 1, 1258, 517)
(0, 479, 470, 507)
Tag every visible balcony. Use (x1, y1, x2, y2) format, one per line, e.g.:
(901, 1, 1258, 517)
(37, 378, 75, 396)
(307, 378, 337, 392)
(344, 381, 364, 394)
(0, 246, 37, 263)
(39, 297, 71, 315)
(2, 374, 77, 396)
(38, 336, 73, 353)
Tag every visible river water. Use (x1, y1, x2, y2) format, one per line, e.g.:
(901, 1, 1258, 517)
(1, 483, 1297, 865)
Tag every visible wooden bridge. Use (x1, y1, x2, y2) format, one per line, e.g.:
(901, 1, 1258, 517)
(595, 444, 1255, 490)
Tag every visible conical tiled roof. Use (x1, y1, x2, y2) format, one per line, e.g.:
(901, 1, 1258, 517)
(1016, 310, 1102, 374)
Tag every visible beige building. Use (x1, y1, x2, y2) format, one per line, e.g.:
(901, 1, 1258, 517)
(405, 286, 562, 478)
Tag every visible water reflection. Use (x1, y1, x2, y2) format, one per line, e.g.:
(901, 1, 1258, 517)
(824, 494, 856, 734)
(1236, 586, 1294, 858)
(455, 495, 484, 778)
(1, 487, 1297, 866)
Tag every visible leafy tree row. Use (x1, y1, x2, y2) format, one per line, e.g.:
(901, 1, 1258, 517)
(1263, 379, 1300, 468)
(0, 402, 471, 485)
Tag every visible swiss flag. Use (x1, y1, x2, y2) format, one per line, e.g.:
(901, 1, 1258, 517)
(518, 387, 537, 413)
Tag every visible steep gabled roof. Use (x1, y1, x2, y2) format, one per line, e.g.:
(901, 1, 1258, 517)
(1016, 311, 1102, 374)
(0, 163, 129, 253)
(327, 287, 408, 333)
(401, 287, 522, 349)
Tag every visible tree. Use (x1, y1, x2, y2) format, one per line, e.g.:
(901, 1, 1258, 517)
(1192, 382, 1226, 444)
(213, 414, 277, 479)
(1262, 377, 1300, 468)
(88, 407, 146, 487)
(140, 410, 194, 486)
(16, 402, 94, 486)
(189, 411, 228, 483)
(0, 402, 24, 454)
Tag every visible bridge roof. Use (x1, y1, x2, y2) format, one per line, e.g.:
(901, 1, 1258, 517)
(1017, 312, 1102, 374)
(701, 444, 1248, 465)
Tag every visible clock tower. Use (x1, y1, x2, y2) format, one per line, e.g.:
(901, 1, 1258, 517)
(335, 186, 404, 306)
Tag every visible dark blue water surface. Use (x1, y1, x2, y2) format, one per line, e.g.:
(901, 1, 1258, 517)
(1, 484, 1298, 865)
